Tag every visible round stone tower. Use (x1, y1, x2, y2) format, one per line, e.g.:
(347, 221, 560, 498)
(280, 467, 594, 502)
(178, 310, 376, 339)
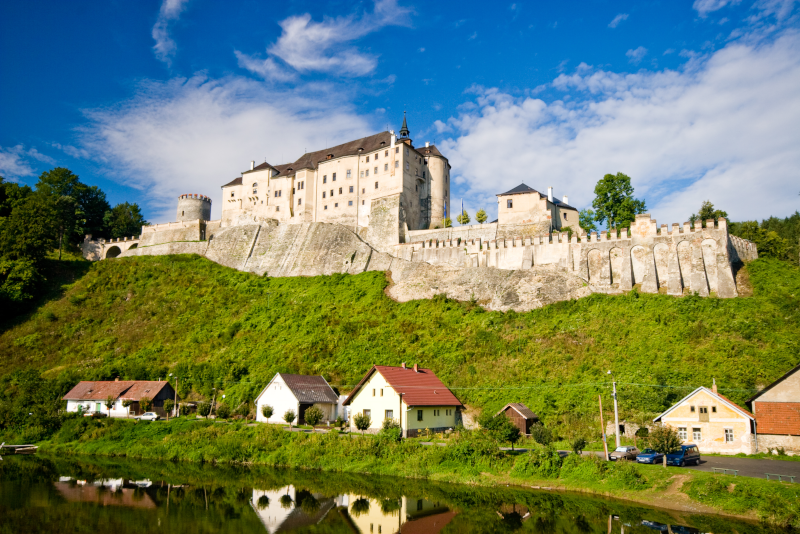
(176, 194, 212, 221)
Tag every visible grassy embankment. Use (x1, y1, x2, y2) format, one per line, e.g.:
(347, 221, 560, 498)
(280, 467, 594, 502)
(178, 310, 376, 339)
(39, 416, 800, 529)
(1, 254, 799, 443)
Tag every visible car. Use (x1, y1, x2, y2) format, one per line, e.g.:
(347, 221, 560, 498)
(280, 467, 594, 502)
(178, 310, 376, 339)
(136, 412, 160, 421)
(82, 411, 108, 418)
(636, 448, 665, 464)
(609, 446, 640, 461)
(666, 444, 701, 466)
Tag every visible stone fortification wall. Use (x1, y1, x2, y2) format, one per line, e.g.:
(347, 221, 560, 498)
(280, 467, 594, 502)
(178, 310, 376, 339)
(176, 194, 212, 222)
(729, 234, 758, 263)
(140, 220, 204, 246)
(364, 194, 405, 252)
(407, 221, 551, 246)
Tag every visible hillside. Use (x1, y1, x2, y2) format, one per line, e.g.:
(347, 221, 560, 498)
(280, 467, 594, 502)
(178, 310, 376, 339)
(2, 254, 799, 441)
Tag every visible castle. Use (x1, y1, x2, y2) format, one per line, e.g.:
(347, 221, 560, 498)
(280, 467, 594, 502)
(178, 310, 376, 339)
(81, 118, 758, 311)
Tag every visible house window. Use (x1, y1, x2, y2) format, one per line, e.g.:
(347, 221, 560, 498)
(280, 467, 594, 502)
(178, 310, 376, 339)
(690, 406, 696, 413)
(347, 169, 352, 178)
(724, 428, 734, 442)
(364, 409, 371, 418)
(380, 389, 383, 396)
(339, 187, 342, 194)
(712, 406, 717, 413)
(375, 182, 378, 189)
(507, 199, 513, 208)
(394, 161, 399, 168)
(416, 499, 423, 511)
(564, 213, 568, 220)
(417, 409, 423, 421)
(349, 186, 354, 193)
(372, 389, 375, 396)
(693, 428, 702, 441)
(332, 172, 337, 181)
(323, 175, 327, 183)
(348, 200, 353, 206)
(385, 410, 393, 420)
(678, 427, 687, 440)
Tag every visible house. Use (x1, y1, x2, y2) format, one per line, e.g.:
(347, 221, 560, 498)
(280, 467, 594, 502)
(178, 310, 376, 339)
(343, 364, 462, 437)
(496, 183, 578, 231)
(496, 403, 539, 435)
(250, 486, 336, 533)
(747, 363, 800, 453)
(653, 383, 755, 454)
(255, 373, 339, 424)
(62, 379, 177, 418)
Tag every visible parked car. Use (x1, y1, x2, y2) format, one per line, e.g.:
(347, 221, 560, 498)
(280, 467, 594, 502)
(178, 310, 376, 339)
(136, 412, 160, 421)
(636, 448, 665, 464)
(666, 444, 701, 466)
(82, 411, 108, 418)
(609, 446, 640, 461)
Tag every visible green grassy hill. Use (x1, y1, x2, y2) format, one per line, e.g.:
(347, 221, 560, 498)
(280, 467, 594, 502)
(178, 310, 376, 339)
(2, 254, 799, 441)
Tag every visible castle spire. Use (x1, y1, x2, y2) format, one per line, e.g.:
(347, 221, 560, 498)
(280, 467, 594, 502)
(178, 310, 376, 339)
(399, 111, 410, 138)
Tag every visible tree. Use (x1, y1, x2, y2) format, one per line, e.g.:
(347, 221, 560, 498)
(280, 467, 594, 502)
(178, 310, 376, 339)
(261, 404, 274, 421)
(456, 209, 470, 225)
(579, 208, 598, 233)
(649, 424, 682, 468)
(164, 399, 175, 421)
(122, 399, 133, 418)
(0, 191, 59, 263)
(571, 437, 587, 455)
(197, 402, 211, 417)
(475, 208, 488, 224)
(35, 168, 85, 260)
(216, 404, 231, 419)
(591, 173, 647, 230)
(284, 409, 296, 428)
(689, 200, 728, 227)
(139, 397, 152, 412)
(478, 411, 522, 449)
(104, 202, 148, 239)
(79, 185, 111, 239)
(105, 395, 115, 417)
(0, 259, 41, 304)
(353, 411, 371, 435)
(179, 403, 191, 416)
(497, 419, 522, 450)
(304, 405, 324, 427)
(443, 217, 452, 228)
(530, 423, 553, 446)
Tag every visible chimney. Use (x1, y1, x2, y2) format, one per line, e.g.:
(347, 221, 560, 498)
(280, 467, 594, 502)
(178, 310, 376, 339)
(712, 378, 717, 394)
(390, 131, 396, 147)
(562, 195, 569, 205)
(250, 160, 255, 170)
(413, 363, 419, 373)
(425, 141, 430, 147)
(547, 186, 553, 202)
(402, 362, 406, 369)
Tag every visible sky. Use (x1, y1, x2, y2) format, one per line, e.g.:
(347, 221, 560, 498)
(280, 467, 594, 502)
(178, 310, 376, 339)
(1, 0, 799, 225)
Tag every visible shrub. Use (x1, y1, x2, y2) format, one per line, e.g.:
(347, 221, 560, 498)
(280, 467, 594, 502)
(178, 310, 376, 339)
(649, 425, 682, 460)
(257, 495, 270, 509)
(164, 399, 174, 418)
(530, 423, 553, 446)
(216, 404, 232, 419)
(381, 418, 400, 430)
(335, 416, 345, 428)
(179, 404, 191, 416)
(377, 426, 402, 443)
(511, 447, 563, 479)
(284, 409, 296, 428)
(261, 405, 274, 420)
(571, 437, 587, 455)
(477, 412, 521, 448)
(353, 412, 371, 434)
(197, 402, 211, 417)
(234, 402, 250, 417)
(304, 406, 324, 427)
(607, 461, 649, 490)
(139, 397, 152, 412)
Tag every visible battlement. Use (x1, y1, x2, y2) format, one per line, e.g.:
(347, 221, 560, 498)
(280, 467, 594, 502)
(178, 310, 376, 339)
(179, 193, 212, 204)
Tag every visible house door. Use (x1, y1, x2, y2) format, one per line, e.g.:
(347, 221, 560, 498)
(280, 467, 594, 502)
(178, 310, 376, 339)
(298, 404, 312, 425)
(699, 406, 709, 422)
(96, 402, 102, 412)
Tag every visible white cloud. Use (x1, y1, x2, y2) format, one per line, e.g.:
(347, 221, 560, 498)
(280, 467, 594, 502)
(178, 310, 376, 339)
(152, 0, 190, 66)
(693, 0, 741, 17)
(439, 29, 800, 225)
(77, 75, 374, 222)
(238, 0, 412, 79)
(0, 145, 54, 179)
(626, 46, 648, 64)
(608, 13, 629, 28)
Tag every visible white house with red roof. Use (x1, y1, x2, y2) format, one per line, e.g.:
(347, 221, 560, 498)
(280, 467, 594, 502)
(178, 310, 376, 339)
(343, 364, 462, 437)
(62, 379, 177, 418)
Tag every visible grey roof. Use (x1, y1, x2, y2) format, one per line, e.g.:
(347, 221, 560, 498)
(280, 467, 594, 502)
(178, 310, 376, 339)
(496, 183, 578, 210)
(222, 177, 242, 188)
(280, 373, 338, 404)
(497, 402, 538, 420)
(420, 145, 445, 158)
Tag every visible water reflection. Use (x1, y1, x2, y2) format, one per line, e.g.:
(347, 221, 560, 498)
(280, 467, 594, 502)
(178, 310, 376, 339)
(0, 456, 786, 534)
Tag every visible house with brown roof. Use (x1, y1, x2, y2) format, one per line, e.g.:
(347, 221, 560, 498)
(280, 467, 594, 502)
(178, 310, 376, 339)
(496, 403, 539, 435)
(343, 364, 462, 438)
(63, 380, 177, 418)
(747, 363, 800, 453)
(653, 383, 755, 454)
(255, 373, 340, 425)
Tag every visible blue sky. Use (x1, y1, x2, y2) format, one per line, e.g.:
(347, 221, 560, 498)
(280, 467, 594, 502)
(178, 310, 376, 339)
(2, 0, 799, 224)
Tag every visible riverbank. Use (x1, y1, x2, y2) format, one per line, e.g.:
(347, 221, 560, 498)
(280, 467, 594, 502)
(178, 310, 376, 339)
(39, 417, 799, 529)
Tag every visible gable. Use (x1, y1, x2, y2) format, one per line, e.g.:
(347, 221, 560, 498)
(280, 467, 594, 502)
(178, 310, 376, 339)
(655, 387, 753, 422)
(749, 365, 800, 404)
(255, 374, 298, 405)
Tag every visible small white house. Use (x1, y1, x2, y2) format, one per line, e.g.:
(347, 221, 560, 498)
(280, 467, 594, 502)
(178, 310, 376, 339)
(63, 380, 176, 418)
(255, 373, 339, 424)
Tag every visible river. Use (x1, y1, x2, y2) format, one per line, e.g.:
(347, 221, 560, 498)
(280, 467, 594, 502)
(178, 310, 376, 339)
(0, 455, 780, 533)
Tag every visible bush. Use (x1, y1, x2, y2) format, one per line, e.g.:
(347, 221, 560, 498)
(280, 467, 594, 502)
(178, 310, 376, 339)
(649, 425, 682, 455)
(197, 402, 211, 417)
(530, 423, 553, 446)
(261, 404, 273, 420)
(381, 418, 400, 430)
(284, 409, 296, 427)
(571, 437, 587, 455)
(304, 406, 324, 427)
(353, 412, 371, 434)
(179, 404, 191, 416)
(216, 404, 232, 419)
(234, 402, 250, 417)
(511, 447, 563, 479)
(377, 426, 402, 442)
(335, 416, 345, 428)
(607, 461, 649, 490)
(164, 399, 175, 417)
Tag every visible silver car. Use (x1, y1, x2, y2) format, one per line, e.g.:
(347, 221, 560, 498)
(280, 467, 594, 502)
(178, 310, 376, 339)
(609, 446, 640, 461)
(136, 412, 160, 421)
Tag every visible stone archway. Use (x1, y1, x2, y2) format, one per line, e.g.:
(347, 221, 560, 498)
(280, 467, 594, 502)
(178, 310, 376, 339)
(105, 246, 121, 258)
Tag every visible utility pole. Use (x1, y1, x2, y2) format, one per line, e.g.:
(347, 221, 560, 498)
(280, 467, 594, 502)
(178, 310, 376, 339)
(599, 395, 609, 461)
(608, 370, 621, 448)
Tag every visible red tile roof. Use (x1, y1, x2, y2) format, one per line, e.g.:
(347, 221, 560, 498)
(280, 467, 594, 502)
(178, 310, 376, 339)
(62, 381, 171, 401)
(344, 366, 462, 407)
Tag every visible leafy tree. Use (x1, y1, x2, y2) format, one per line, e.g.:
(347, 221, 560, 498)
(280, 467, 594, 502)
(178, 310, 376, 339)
(78, 185, 111, 239)
(478, 411, 522, 449)
(351, 497, 370, 517)
(0, 259, 41, 304)
(571, 437, 587, 455)
(261, 404, 274, 420)
(104, 202, 148, 239)
(591, 173, 647, 230)
(649, 425, 682, 467)
(122, 399, 133, 418)
(139, 396, 152, 412)
(197, 402, 211, 417)
(304, 405, 324, 427)
(216, 404, 232, 419)
(35, 168, 85, 259)
(164, 399, 175, 420)
(279, 494, 294, 509)
(179, 403, 191, 416)
(105, 395, 115, 417)
(382, 417, 400, 430)
(353, 411, 371, 435)
(283, 409, 296, 428)
(0, 191, 59, 262)
(456, 209, 470, 225)
(579, 208, 598, 233)
(530, 423, 553, 446)
(443, 217, 452, 228)
(257, 495, 270, 509)
(689, 200, 728, 227)
(475, 208, 488, 224)
(0, 178, 32, 218)
(497, 419, 522, 450)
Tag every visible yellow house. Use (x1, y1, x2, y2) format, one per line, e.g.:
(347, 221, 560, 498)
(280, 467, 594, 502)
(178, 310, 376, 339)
(654, 385, 755, 455)
(343, 364, 462, 438)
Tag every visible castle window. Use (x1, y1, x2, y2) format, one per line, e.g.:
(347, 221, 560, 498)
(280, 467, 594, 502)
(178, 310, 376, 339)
(349, 186, 353, 193)
(348, 200, 353, 206)
(366, 155, 370, 162)
(252, 183, 257, 187)
(375, 181, 378, 189)
(423, 171, 426, 178)
(333, 172, 337, 181)
(298, 199, 302, 205)
(395, 147, 399, 153)
(366, 169, 370, 177)
(323, 192, 326, 198)
(360, 170, 364, 178)
(339, 187, 342, 194)
(384, 163, 388, 171)
(230, 192, 234, 197)
(415, 185, 418, 191)
(362, 200, 365, 205)
(564, 213, 568, 220)
(323, 175, 327, 184)
(362, 188, 365, 193)
(385, 150, 388, 156)
(347, 169, 352, 178)
(374, 167, 378, 174)
(405, 147, 409, 155)
(276, 206, 280, 212)
(324, 205, 328, 210)
(395, 161, 399, 168)
(374, 152, 378, 159)
(330, 189, 334, 196)
(405, 162, 409, 170)
(335, 203, 338, 207)
(182, 211, 184, 216)
(507, 199, 513, 208)
(410, 201, 413, 207)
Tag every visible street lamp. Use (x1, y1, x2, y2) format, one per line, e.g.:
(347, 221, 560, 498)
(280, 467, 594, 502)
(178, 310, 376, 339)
(607, 370, 621, 448)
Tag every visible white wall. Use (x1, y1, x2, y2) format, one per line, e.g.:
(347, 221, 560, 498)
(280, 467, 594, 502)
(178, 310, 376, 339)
(65, 399, 133, 418)
(255, 376, 300, 424)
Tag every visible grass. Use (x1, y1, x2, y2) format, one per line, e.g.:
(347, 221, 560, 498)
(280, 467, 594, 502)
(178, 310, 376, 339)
(37, 416, 800, 529)
(1, 254, 799, 444)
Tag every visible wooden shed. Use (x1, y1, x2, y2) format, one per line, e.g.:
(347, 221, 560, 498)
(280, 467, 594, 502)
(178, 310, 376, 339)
(496, 403, 539, 435)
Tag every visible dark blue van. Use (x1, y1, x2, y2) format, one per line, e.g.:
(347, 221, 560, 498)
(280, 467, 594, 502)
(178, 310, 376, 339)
(666, 444, 701, 466)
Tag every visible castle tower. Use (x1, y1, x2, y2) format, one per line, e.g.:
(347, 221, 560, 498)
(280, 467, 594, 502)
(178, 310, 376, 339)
(176, 194, 212, 221)
(399, 111, 410, 139)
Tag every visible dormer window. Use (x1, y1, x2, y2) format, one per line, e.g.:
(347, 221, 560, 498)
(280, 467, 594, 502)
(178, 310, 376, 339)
(252, 183, 258, 187)
(507, 199, 513, 208)
(366, 155, 370, 162)
(327, 154, 333, 160)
